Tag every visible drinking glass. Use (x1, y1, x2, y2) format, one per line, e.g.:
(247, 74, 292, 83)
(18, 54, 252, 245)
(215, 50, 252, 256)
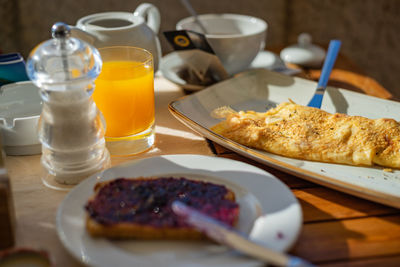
(93, 46, 155, 155)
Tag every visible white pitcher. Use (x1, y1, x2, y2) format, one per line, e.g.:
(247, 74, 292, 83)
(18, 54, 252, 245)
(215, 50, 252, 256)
(70, 3, 162, 71)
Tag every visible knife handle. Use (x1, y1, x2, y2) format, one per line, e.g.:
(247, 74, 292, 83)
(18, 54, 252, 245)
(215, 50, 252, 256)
(225, 232, 316, 267)
(287, 256, 316, 267)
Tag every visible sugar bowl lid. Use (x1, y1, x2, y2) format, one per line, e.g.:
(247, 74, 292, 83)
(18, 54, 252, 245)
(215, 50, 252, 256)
(280, 33, 326, 68)
(26, 22, 102, 90)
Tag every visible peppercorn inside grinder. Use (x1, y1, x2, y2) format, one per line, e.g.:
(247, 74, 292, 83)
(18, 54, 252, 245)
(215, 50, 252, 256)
(26, 22, 110, 189)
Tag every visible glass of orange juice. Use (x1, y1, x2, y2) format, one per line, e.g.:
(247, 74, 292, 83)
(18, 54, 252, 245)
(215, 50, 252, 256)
(93, 46, 155, 155)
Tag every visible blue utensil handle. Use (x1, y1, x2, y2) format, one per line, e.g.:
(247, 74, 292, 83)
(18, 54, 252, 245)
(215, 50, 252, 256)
(317, 40, 341, 88)
(307, 40, 341, 108)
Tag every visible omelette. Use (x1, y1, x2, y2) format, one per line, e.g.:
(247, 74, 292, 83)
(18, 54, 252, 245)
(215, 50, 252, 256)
(211, 101, 400, 168)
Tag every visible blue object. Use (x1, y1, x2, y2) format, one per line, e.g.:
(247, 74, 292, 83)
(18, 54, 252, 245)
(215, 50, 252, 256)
(307, 40, 341, 108)
(0, 53, 29, 86)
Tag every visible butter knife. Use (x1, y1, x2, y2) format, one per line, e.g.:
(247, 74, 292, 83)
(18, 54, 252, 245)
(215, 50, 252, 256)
(307, 39, 341, 108)
(172, 201, 315, 267)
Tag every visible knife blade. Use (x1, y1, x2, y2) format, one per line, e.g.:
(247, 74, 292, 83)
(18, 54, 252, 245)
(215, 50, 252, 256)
(172, 201, 315, 267)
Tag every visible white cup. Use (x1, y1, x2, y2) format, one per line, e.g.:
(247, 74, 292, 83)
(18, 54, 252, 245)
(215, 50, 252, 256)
(176, 14, 267, 75)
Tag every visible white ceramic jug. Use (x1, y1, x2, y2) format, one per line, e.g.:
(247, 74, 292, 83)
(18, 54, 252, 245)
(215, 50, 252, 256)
(70, 3, 162, 71)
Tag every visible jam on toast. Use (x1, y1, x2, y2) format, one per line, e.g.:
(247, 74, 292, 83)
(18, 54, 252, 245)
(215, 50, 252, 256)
(85, 177, 239, 239)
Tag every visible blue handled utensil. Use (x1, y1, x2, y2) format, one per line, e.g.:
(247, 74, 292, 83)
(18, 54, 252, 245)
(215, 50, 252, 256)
(307, 40, 341, 108)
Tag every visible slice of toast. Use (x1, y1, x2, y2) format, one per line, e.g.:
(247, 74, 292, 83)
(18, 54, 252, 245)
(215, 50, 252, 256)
(85, 177, 239, 239)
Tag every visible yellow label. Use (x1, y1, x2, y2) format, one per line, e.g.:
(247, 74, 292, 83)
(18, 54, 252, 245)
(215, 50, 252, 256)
(173, 35, 190, 47)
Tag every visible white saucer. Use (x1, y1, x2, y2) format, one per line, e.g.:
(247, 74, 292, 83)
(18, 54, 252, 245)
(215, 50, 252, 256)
(160, 50, 298, 91)
(160, 51, 205, 91)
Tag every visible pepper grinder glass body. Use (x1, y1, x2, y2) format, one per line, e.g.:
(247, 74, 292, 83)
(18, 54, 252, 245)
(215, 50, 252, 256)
(26, 22, 110, 187)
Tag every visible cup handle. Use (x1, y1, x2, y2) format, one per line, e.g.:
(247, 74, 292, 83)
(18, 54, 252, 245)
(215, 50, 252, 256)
(133, 3, 161, 34)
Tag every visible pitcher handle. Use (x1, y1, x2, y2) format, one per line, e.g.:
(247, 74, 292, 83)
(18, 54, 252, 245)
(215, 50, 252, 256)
(134, 3, 161, 34)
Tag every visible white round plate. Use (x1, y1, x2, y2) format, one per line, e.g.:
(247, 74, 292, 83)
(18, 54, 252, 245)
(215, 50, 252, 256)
(56, 154, 302, 267)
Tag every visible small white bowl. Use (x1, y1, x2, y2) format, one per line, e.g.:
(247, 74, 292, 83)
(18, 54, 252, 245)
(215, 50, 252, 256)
(0, 81, 42, 155)
(176, 14, 267, 75)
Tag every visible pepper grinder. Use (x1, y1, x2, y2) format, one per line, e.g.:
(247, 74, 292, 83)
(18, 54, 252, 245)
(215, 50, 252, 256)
(26, 22, 110, 188)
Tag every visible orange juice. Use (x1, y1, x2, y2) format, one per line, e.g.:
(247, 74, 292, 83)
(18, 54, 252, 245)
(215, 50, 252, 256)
(93, 61, 154, 138)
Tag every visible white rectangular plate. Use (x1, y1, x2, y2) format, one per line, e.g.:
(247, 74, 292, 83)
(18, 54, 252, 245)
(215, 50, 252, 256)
(169, 69, 400, 208)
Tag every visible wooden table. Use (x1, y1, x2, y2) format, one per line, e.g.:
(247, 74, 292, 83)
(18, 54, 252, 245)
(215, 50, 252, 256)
(209, 53, 400, 266)
(3, 54, 400, 266)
